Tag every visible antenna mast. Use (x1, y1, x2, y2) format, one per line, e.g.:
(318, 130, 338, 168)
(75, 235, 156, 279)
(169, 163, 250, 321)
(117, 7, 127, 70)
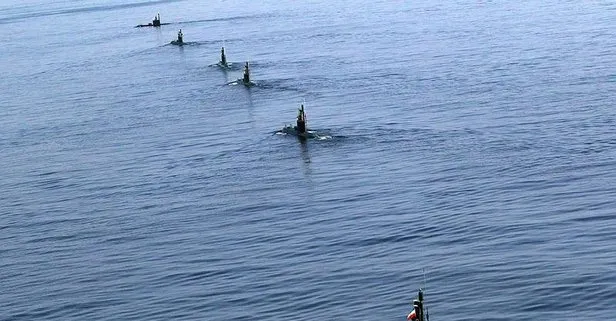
(422, 269, 429, 321)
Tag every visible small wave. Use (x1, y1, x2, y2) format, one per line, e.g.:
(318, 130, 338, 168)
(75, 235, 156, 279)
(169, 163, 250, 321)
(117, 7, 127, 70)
(249, 79, 308, 93)
(274, 128, 335, 141)
(181, 13, 276, 25)
(225, 80, 242, 86)
(208, 62, 243, 71)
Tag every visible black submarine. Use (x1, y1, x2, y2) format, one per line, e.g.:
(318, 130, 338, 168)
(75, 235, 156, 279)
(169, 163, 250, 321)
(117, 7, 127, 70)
(217, 46, 228, 68)
(136, 13, 170, 27)
(281, 104, 318, 139)
(242, 61, 254, 87)
(170, 29, 184, 45)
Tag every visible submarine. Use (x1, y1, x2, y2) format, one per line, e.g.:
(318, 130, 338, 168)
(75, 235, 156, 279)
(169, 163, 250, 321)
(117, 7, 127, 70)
(170, 29, 184, 45)
(280, 104, 318, 139)
(242, 61, 255, 87)
(217, 46, 229, 68)
(136, 13, 170, 27)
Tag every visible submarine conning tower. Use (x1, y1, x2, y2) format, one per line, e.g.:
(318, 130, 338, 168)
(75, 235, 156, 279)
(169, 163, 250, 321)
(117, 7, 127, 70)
(153, 13, 161, 26)
(221, 47, 227, 65)
(243, 62, 250, 84)
(296, 104, 306, 133)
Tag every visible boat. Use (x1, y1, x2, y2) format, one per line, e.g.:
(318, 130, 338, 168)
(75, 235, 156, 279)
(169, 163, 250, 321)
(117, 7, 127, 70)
(280, 104, 318, 139)
(407, 288, 428, 321)
(170, 29, 184, 45)
(136, 13, 170, 27)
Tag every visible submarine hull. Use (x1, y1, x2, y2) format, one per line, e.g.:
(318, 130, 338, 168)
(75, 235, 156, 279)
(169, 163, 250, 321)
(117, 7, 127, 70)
(281, 126, 317, 139)
(135, 23, 170, 28)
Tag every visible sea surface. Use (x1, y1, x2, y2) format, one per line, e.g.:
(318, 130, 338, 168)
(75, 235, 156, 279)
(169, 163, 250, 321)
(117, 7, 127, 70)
(1, 0, 616, 320)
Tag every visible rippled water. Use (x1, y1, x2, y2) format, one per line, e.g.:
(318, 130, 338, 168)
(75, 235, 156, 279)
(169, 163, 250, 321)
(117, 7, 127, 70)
(2, 0, 616, 320)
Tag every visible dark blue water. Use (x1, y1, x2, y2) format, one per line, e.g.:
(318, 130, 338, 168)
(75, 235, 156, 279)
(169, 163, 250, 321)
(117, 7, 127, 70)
(2, 0, 616, 320)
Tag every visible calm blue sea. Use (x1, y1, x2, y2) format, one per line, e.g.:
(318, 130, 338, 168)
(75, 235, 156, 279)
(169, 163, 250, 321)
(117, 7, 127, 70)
(1, 0, 616, 320)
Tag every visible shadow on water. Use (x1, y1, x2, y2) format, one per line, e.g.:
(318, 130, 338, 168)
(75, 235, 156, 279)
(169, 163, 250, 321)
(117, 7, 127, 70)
(244, 89, 256, 131)
(154, 26, 163, 42)
(299, 139, 313, 179)
(299, 139, 311, 163)
(177, 44, 185, 60)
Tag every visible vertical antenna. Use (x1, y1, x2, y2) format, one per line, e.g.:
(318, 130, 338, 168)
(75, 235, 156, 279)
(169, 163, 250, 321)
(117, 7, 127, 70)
(423, 269, 429, 321)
